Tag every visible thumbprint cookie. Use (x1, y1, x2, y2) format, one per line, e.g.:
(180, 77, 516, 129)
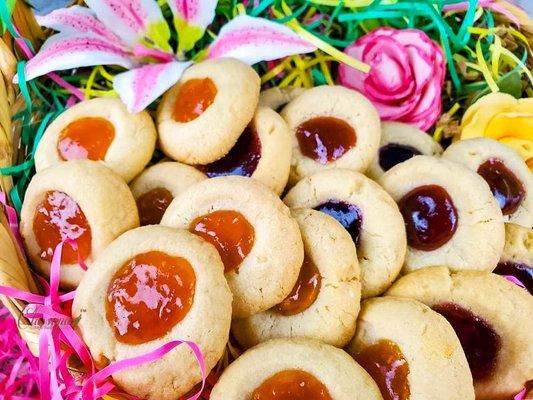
(35, 98, 156, 182)
(442, 138, 533, 228)
(281, 85, 381, 185)
(130, 162, 206, 226)
(387, 267, 533, 400)
(366, 122, 443, 180)
(73, 225, 232, 400)
(494, 223, 532, 294)
(380, 156, 505, 273)
(258, 86, 306, 111)
(232, 209, 361, 348)
(20, 160, 139, 288)
(161, 176, 304, 318)
(284, 169, 406, 298)
(196, 107, 291, 195)
(210, 339, 382, 400)
(346, 297, 474, 400)
(157, 58, 260, 164)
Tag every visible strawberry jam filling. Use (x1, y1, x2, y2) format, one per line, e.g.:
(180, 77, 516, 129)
(136, 187, 174, 226)
(57, 117, 115, 161)
(252, 370, 332, 400)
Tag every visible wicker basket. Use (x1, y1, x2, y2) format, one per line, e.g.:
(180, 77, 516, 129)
(0, 0, 531, 386)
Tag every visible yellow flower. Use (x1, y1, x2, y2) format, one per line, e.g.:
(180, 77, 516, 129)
(460, 93, 533, 170)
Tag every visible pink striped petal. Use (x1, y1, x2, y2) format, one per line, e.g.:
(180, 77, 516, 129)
(36, 5, 119, 43)
(207, 15, 316, 64)
(113, 61, 191, 113)
(168, 0, 217, 51)
(84, 0, 171, 50)
(19, 34, 133, 83)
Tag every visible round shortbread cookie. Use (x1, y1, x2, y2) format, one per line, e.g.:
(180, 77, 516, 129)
(259, 86, 306, 111)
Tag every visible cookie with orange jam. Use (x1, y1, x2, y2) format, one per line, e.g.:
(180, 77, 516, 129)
(259, 86, 306, 111)
(20, 160, 138, 287)
(280, 85, 380, 185)
(379, 156, 505, 273)
(161, 176, 304, 318)
(35, 98, 156, 182)
(442, 138, 533, 228)
(210, 339, 382, 400)
(196, 107, 292, 195)
(157, 58, 260, 164)
(73, 225, 232, 400)
(232, 209, 360, 348)
(386, 267, 533, 400)
(366, 122, 443, 180)
(284, 169, 406, 298)
(130, 161, 206, 226)
(346, 297, 474, 400)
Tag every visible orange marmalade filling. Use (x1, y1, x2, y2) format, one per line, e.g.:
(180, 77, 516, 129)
(252, 369, 332, 400)
(189, 210, 254, 273)
(136, 187, 174, 226)
(57, 117, 115, 161)
(275, 256, 321, 316)
(173, 78, 217, 123)
(105, 251, 196, 345)
(355, 340, 410, 400)
(32, 191, 92, 263)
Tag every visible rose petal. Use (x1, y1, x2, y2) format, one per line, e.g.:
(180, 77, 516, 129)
(207, 15, 316, 64)
(167, 0, 217, 51)
(113, 61, 191, 113)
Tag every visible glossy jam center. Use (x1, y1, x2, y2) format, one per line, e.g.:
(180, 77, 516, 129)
(198, 126, 261, 178)
(477, 158, 525, 215)
(189, 210, 254, 273)
(432, 302, 501, 380)
(57, 117, 115, 161)
(398, 185, 458, 251)
(355, 340, 410, 400)
(275, 256, 321, 316)
(173, 78, 217, 123)
(105, 251, 196, 344)
(136, 187, 174, 226)
(32, 191, 92, 263)
(379, 143, 422, 172)
(314, 200, 363, 247)
(296, 117, 356, 164)
(251, 370, 332, 400)
(494, 261, 533, 295)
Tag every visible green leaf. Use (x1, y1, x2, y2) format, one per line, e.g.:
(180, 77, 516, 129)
(496, 70, 523, 99)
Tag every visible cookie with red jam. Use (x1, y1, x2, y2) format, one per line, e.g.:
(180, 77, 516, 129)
(232, 209, 361, 348)
(379, 155, 505, 273)
(35, 98, 156, 182)
(386, 267, 533, 400)
(20, 160, 139, 288)
(210, 339, 382, 400)
(346, 296, 474, 400)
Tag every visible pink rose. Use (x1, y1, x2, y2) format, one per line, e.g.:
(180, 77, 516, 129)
(339, 27, 446, 131)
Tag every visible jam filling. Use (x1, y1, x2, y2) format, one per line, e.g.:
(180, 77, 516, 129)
(32, 191, 92, 264)
(57, 117, 115, 161)
(197, 126, 261, 178)
(494, 261, 533, 295)
(355, 340, 410, 400)
(275, 256, 321, 316)
(314, 200, 363, 247)
(105, 251, 196, 344)
(378, 143, 422, 172)
(296, 117, 356, 164)
(251, 369, 332, 400)
(136, 187, 174, 226)
(173, 78, 217, 123)
(432, 303, 501, 380)
(398, 185, 458, 251)
(189, 210, 254, 273)
(477, 158, 526, 215)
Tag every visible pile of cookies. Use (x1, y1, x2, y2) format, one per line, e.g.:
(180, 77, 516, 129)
(17, 58, 532, 400)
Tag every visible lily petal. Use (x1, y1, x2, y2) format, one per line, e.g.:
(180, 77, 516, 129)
(18, 33, 133, 83)
(207, 15, 316, 64)
(113, 61, 191, 113)
(84, 0, 171, 51)
(168, 0, 217, 52)
(36, 5, 119, 43)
